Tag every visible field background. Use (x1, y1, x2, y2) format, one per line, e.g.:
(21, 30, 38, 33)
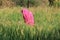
(0, 0, 60, 40)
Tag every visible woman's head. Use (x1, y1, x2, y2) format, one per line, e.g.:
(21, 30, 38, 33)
(21, 8, 29, 14)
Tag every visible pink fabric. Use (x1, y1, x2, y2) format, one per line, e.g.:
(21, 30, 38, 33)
(21, 8, 34, 26)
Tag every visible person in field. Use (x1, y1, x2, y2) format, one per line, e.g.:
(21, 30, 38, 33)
(21, 8, 34, 26)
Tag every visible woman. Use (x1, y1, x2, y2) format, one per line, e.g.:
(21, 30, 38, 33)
(21, 8, 34, 26)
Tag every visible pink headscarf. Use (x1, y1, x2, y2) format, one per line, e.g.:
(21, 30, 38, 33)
(21, 8, 34, 26)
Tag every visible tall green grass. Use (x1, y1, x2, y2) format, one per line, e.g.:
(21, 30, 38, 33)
(0, 7, 60, 40)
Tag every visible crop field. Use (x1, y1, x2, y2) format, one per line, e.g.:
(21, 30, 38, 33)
(0, 7, 60, 40)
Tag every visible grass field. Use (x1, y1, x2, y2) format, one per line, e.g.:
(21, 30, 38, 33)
(0, 7, 60, 40)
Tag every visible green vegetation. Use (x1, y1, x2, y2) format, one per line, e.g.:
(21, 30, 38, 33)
(0, 0, 60, 8)
(0, 7, 60, 40)
(0, 0, 60, 40)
